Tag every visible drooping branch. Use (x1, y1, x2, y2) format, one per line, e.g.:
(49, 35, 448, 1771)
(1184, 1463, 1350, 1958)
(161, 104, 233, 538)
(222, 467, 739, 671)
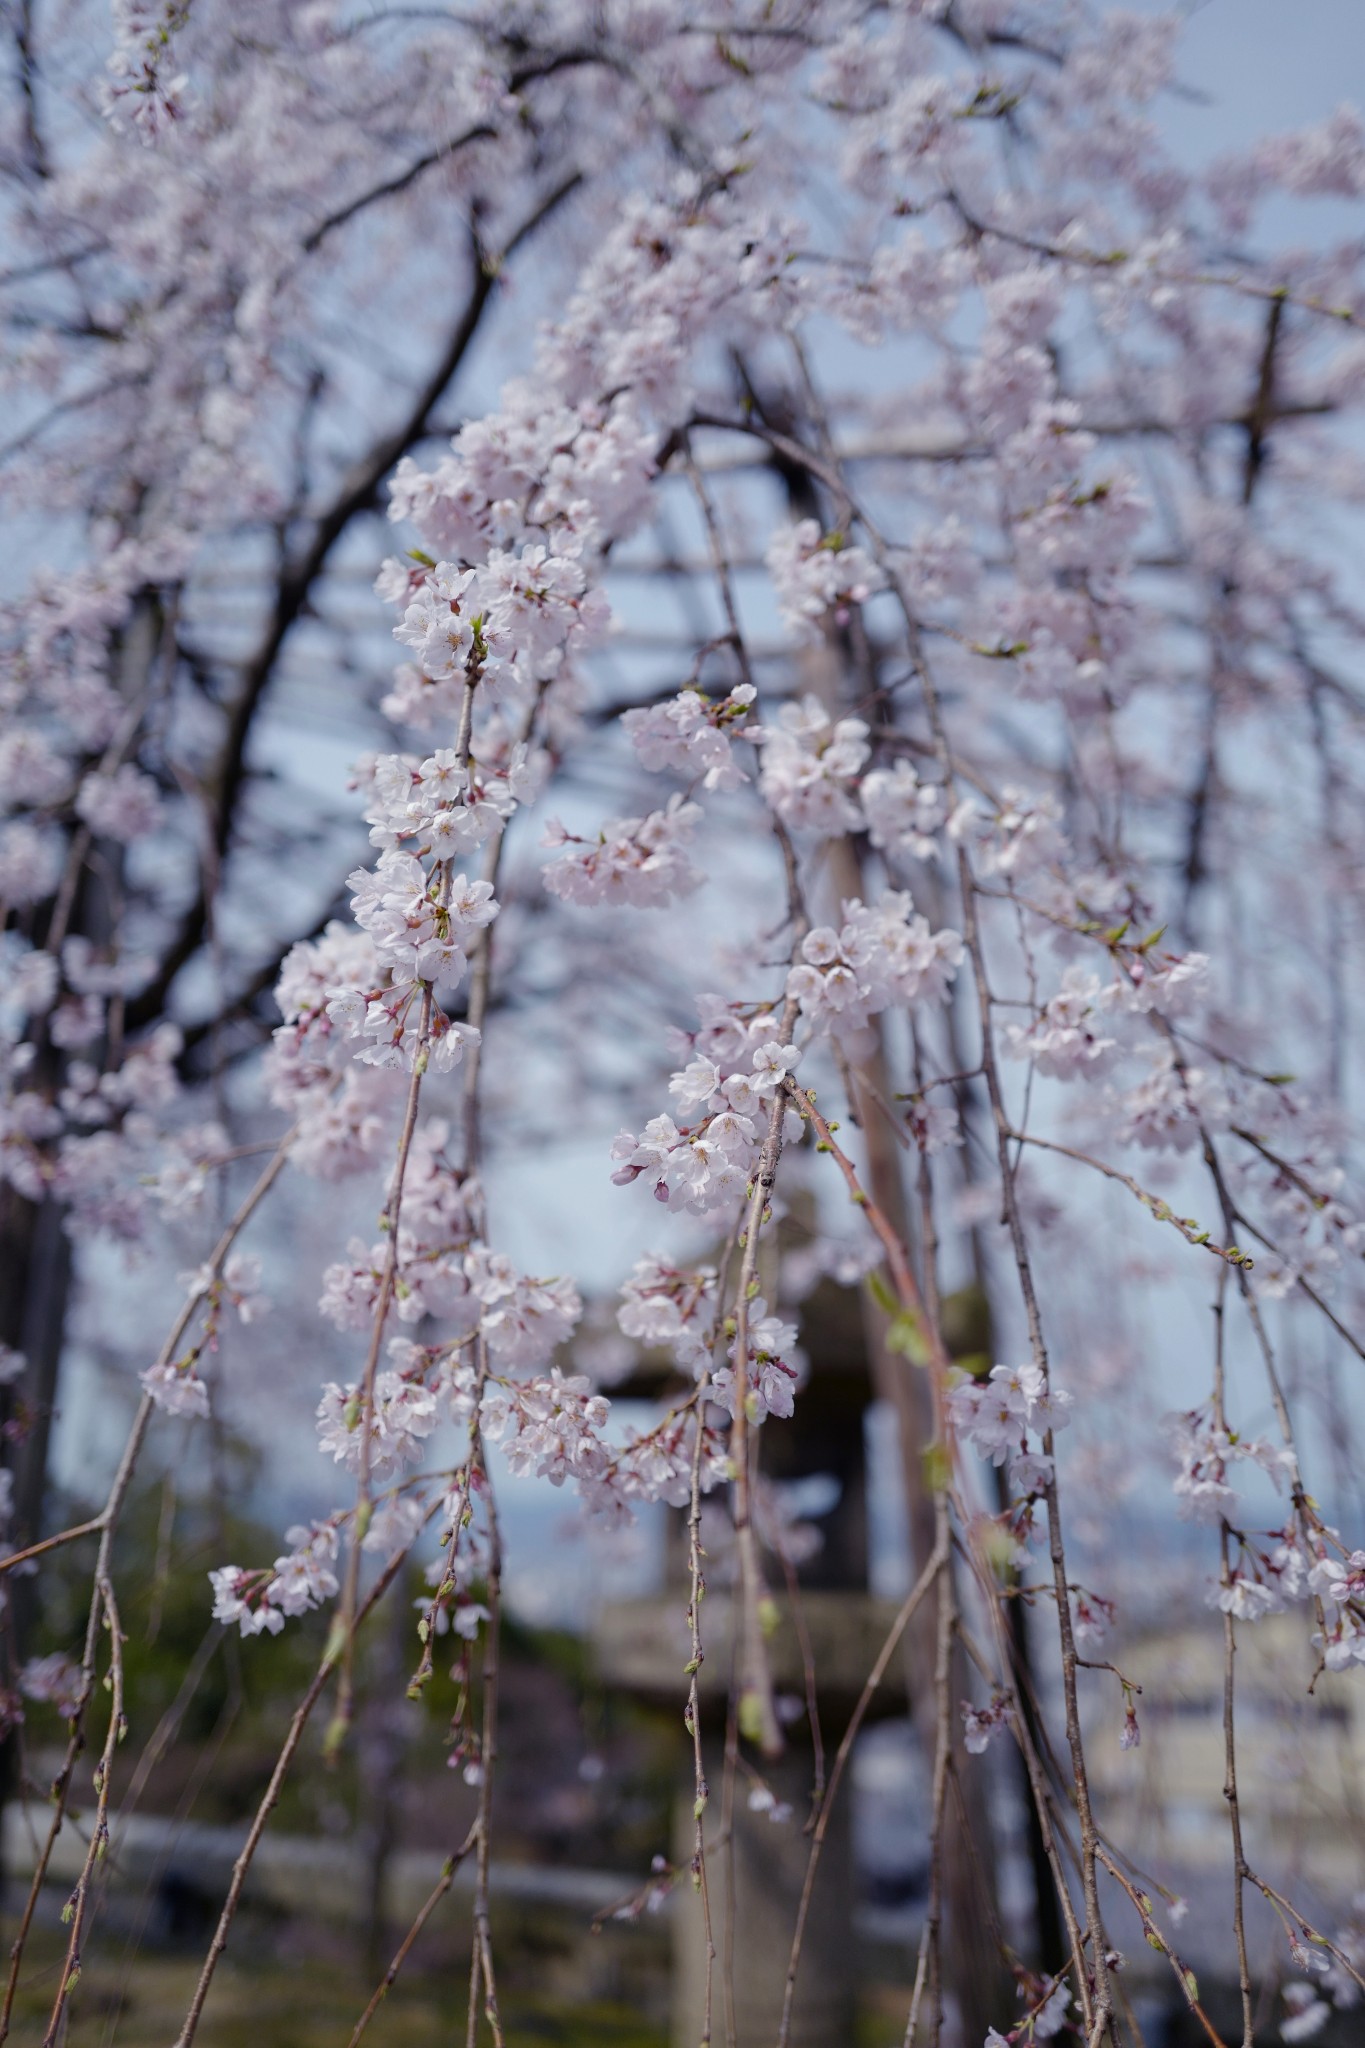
(129, 169, 581, 1034)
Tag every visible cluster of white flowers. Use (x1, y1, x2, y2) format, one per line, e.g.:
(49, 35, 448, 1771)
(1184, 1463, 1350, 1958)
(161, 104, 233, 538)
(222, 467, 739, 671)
(1115, 950, 1210, 1018)
(859, 758, 947, 862)
(319, 1234, 578, 1366)
(139, 1253, 270, 1417)
(102, 0, 191, 142)
(1214, 1532, 1313, 1624)
(481, 1369, 611, 1486)
(142, 1119, 231, 1215)
(1309, 1550, 1365, 1670)
(1237, 1132, 1365, 1306)
(387, 177, 801, 593)
(950, 1362, 1072, 1505)
(19, 1651, 84, 1718)
(949, 787, 1068, 884)
(467, 1248, 583, 1368)
(1164, 1406, 1298, 1526)
(617, 1255, 720, 1371)
(262, 1520, 343, 1619)
(316, 1368, 442, 1481)
(481, 1370, 729, 1527)
(710, 1299, 802, 1423)
(318, 749, 509, 1074)
(75, 764, 164, 843)
(904, 1092, 962, 1156)
(757, 696, 868, 837)
(210, 1519, 340, 1638)
(610, 1037, 802, 1216)
(390, 539, 610, 705)
(786, 892, 962, 1038)
(1115, 1046, 1228, 1153)
(622, 684, 756, 792)
(765, 521, 884, 641)
(1211, 1524, 1365, 1666)
(1004, 968, 1117, 1081)
(0, 820, 60, 909)
(316, 1122, 577, 1355)
(616, 1255, 799, 1418)
(0, 994, 194, 1252)
(1005, 947, 1214, 1088)
(140, 1358, 210, 1418)
(266, 922, 395, 1178)
(364, 1485, 439, 1564)
(541, 794, 703, 908)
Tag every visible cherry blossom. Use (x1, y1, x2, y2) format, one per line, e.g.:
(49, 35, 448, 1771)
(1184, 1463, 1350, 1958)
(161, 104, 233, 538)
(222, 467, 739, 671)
(859, 759, 948, 863)
(757, 697, 870, 838)
(623, 684, 756, 792)
(786, 893, 962, 1039)
(765, 521, 884, 641)
(541, 796, 704, 909)
(19, 1652, 84, 1718)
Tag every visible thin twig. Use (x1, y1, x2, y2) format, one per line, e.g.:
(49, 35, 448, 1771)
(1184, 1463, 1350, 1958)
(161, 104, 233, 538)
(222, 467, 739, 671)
(1210, 1269, 1255, 2048)
(776, 1534, 949, 2048)
(684, 1394, 718, 2044)
(468, 1412, 505, 2048)
(171, 1524, 433, 2048)
(347, 1827, 479, 2047)
(0, 1135, 293, 2040)
(41, 1577, 124, 2048)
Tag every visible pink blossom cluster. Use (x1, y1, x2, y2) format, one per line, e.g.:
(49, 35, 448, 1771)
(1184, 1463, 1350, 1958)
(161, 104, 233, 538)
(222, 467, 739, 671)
(542, 795, 703, 909)
(1164, 1406, 1299, 1527)
(786, 893, 962, 1039)
(617, 1255, 720, 1372)
(757, 697, 870, 838)
(622, 684, 756, 793)
(859, 759, 948, 864)
(210, 1519, 340, 1638)
(102, 1, 192, 141)
(950, 1362, 1073, 1507)
(319, 750, 516, 1074)
(764, 522, 884, 642)
(389, 543, 610, 707)
(480, 1369, 729, 1525)
(610, 1035, 802, 1216)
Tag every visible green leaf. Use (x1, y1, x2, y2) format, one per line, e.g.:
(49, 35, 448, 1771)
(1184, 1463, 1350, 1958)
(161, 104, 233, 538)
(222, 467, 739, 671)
(887, 1308, 931, 1365)
(921, 1441, 952, 1495)
(867, 1270, 899, 1316)
(737, 1689, 768, 1747)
